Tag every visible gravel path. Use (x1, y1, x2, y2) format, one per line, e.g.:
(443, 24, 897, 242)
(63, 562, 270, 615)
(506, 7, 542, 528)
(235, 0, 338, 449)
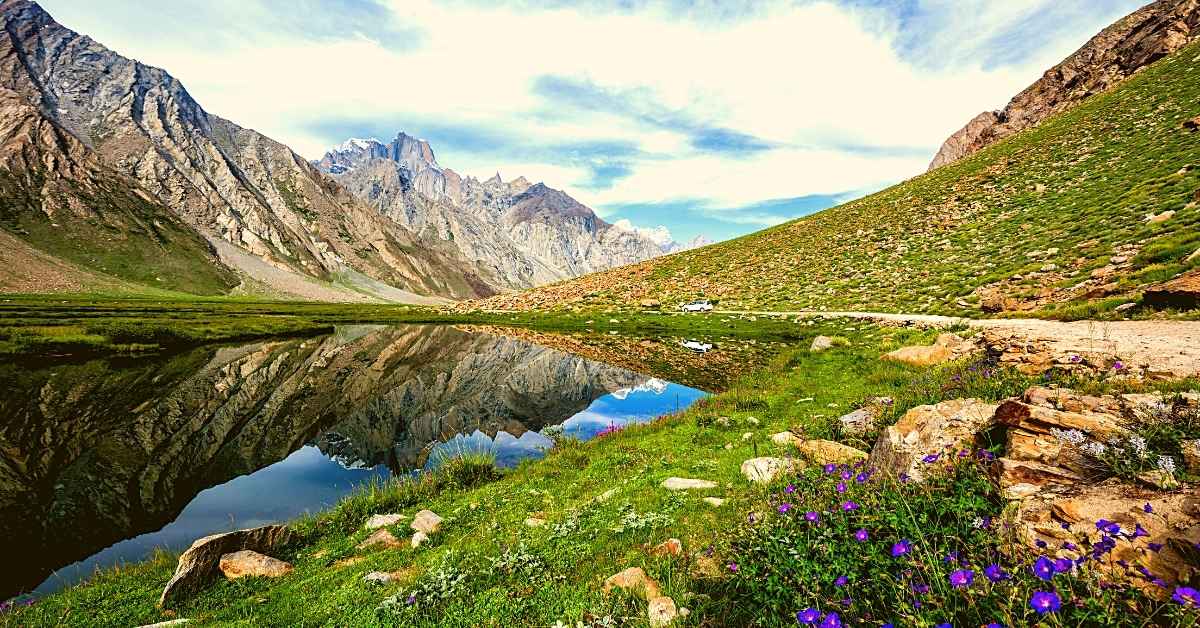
(719, 310, 1200, 379)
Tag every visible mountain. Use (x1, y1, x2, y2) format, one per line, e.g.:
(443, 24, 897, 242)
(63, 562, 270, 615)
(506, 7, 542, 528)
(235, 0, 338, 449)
(0, 0, 498, 301)
(929, 0, 1200, 170)
(315, 133, 669, 290)
(473, 21, 1200, 317)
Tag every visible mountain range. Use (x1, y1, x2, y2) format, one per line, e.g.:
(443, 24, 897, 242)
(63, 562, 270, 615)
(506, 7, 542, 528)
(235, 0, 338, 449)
(0, 0, 684, 301)
(313, 134, 696, 290)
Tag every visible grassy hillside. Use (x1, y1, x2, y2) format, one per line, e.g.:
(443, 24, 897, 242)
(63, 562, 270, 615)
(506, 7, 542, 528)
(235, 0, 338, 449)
(479, 39, 1200, 318)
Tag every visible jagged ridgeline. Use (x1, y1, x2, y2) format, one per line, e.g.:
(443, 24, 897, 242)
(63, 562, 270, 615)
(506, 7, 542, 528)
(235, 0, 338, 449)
(480, 6, 1200, 316)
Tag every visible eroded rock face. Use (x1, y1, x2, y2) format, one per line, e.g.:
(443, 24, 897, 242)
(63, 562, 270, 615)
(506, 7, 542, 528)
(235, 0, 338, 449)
(869, 399, 1000, 482)
(930, 0, 1200, 170)
(1013, 481, 1200, 595)
(1145, 269, 1200, 310)
(159, 525, 292, 607)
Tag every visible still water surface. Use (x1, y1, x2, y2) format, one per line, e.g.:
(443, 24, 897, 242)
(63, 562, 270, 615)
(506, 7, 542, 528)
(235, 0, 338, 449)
(0, 324, 718, 597)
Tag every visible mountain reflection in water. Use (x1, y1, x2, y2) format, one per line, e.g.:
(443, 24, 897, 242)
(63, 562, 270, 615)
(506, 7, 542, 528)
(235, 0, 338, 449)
(0, 324, 720, 598)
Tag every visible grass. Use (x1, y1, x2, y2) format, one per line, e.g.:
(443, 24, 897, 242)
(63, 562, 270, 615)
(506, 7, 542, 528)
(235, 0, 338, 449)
(477, 37, 1200, 320)
(8, 319, 1197, 626)
(0, 296, 815, 355)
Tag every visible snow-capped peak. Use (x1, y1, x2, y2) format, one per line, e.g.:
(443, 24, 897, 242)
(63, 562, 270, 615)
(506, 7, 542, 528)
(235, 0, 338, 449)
(339, 137, 381, 152)
(613, 219, 673, 247)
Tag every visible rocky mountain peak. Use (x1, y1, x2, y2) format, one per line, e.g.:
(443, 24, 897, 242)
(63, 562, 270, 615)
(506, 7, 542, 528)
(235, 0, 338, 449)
(930, 0, 1200, 170)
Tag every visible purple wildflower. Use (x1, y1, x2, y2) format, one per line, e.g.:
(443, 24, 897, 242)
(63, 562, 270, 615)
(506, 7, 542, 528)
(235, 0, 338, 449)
(785, 484, 796, 494)
(854, 528, 869, 542)
(1029, 591, 1061, 614)
(948, 569, 974, 588)
(841, 501, 860, 511)
(1053, 558, 1072, 574)
(406, 594, 416, 606)
(984, 564, 1008, 582)
(922, 454, 939, 464)
(836, 482, 847, 494)
(728, 562, 738, 572)
(1173, 586, 1200, 608)
(797, 608, 821, 624)
(891, 540, 912, 557)
(805, 511, 820, 523)
(835, 575, 848, 587)
(1032, 556, 1055, 580)
(1148, 542, 1164, 553)
(1143, 503, 1154, 514)
(819, 611, 843, 628)
(823, 463, 837, 474)
(779, 503, 793, 514)
(855, 472, 868, 484)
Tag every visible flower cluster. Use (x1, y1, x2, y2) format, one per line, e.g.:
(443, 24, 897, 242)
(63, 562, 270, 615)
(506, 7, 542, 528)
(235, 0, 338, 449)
(723, 441, 1199, 626)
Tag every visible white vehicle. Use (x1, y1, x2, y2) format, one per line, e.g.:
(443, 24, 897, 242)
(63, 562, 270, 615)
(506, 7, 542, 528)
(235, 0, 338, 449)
(680, 340, 714, 353)
(679, 300, 714, 312)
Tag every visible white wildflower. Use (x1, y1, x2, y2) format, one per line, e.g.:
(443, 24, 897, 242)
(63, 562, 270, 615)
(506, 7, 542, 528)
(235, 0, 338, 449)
(1157, 456, 1177, 476)
(1051, 428, 1086, 445)
(1128, 435, 1148, 459)
(1080, 441, 1107, 457)
(972, 517, 986, 529)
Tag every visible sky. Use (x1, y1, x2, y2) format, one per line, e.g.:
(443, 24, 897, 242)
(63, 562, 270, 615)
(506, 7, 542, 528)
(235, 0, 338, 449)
(39, 0, 1147, 244)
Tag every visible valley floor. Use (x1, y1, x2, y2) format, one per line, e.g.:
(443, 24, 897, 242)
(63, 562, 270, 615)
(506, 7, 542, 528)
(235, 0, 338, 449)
(3, 308, 1199, 627)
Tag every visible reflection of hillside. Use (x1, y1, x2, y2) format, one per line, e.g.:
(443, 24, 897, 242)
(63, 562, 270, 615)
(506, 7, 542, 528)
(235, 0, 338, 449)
(458, 325, 771, 392)
(0, 325, 650, 598)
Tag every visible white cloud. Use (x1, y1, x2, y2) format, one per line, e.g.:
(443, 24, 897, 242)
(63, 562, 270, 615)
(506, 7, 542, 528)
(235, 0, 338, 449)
(38, 0, 1145, 239)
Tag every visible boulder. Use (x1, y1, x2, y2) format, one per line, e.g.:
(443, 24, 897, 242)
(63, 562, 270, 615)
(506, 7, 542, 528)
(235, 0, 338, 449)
(603, 567, 662, 600)
(1144, 269, 1200, 310)
(661, 477, 717, 490)
(740, 457, 802, 484)
(364, 513, 405, 531)
(411, 531, 429, 548)
(411, 510, 443, 535)
(771, 431, 802, 447)
(357, 528, 404, 550)
(1146, 210, 1176, 224)
(869, 399, 999, 482)
(883, 333, 974, 369)
(793, 440, 868, 465)
(838, 397, 893, 436)
(159, 525, 292, 607)
(218, 550, 293, 580)
(650, 538, 684, 558)
(648, 596, 679, 627)
(1184, 439, 1200, 474)
(640, 299, 662, 309)
(810, 336, 834, 352)
(364, 570, 408, 585)
(1013, 481, 1200, 594)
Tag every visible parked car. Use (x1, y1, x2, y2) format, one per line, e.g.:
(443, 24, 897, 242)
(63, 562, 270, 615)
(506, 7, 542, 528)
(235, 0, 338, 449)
(679, 300, 714, 312)
(680, 340, 714, 353)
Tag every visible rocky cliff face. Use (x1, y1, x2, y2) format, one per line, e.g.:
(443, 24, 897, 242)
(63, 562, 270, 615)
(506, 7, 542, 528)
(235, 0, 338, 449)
(929, 0, 1200, 170)
(0, 325, 647, 597)
(317, 133, 669, 290)
(0, 0, 497, 300)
